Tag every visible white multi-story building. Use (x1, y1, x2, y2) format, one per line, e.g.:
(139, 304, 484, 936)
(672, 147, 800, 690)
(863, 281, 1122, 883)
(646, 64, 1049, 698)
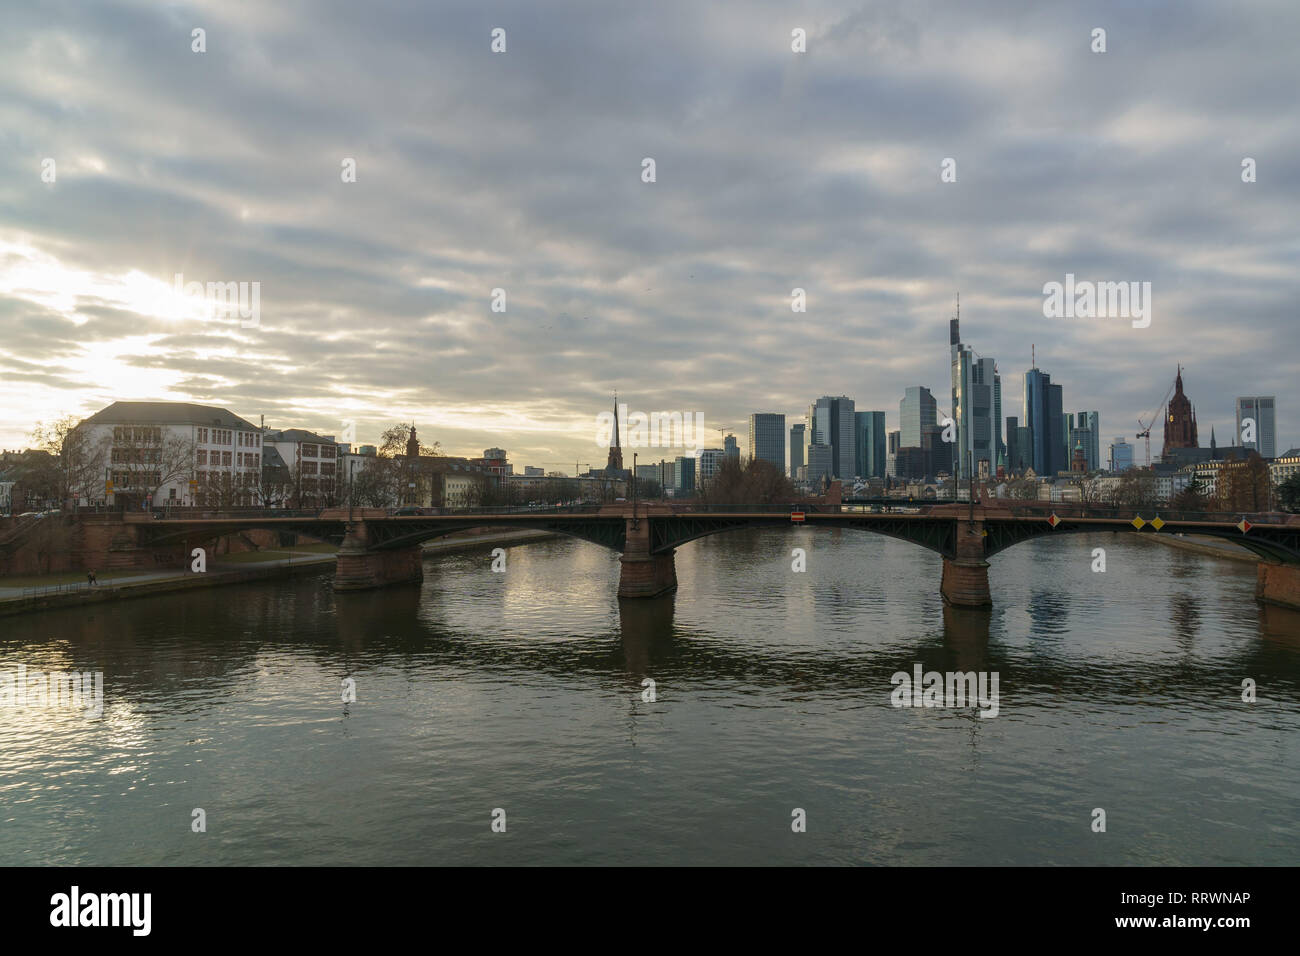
(73, 401, 263, 507)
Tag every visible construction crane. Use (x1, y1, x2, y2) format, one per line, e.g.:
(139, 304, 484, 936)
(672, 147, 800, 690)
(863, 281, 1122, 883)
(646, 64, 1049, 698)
(1136, 371, 1178, 467)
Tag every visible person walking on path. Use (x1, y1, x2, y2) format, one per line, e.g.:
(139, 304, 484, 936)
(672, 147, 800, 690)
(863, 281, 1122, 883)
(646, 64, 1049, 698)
(87, 569, 97, 587)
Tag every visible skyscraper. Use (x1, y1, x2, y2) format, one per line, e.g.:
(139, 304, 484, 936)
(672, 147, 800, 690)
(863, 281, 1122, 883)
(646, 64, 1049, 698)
(1067, 411, 1100, 472)
(886, 429, 901, 479)
(805, 443, 834, 484)
(1024, 366, 1065, 476)
(922, 423, 952, 477)
(748, 413, 786, 471)
(993, 368, 1004, 470)
(900, 387, 937, 449)
(724, 433, 739, 460)
(949, 315, 997, 480)
(789, 423, 805, 478)
(807, 396, 856, 479)
(1109, 437, 1133, 472)
(1235, 396, 1276, 458)
(855, 410, 887, 479)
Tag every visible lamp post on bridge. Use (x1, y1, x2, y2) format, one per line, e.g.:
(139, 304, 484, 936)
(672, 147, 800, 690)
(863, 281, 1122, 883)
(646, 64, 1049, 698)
(348, 458, 357, 523)
(632, 452, 638, 530)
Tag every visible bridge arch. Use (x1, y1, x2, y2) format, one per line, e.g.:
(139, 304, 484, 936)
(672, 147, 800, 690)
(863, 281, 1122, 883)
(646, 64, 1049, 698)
(363, 519, 627, 554)
(648, 514, 956, 558)
(982, 519, 1300, 564)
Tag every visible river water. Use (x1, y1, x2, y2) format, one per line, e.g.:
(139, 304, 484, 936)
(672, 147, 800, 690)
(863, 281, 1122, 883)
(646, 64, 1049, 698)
(2, 530, 1297, 865)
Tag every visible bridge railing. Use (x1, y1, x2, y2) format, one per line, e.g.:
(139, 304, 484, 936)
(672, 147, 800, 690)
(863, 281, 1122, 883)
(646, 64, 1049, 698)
(660, 503, 845, 514)
(144, 507, 327, 520)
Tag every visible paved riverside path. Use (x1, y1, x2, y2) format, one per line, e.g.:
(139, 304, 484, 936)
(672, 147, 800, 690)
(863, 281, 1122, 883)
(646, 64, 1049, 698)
(0, 529, 555, 601)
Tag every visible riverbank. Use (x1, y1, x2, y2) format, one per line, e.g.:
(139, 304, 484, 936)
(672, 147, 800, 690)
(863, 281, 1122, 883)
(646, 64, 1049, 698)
(1144, 532, 1259, 563)
(0, 529, 557, 617)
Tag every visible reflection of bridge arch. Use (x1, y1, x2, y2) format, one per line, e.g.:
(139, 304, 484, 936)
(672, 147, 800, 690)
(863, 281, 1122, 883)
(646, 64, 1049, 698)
(138, 515, 629, 554)
(348, 517, 626, 553)
(649, 514, 955, 557)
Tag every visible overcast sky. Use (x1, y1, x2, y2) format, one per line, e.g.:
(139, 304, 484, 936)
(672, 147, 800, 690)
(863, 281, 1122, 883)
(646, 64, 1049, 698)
(2, 0, 1297, 470)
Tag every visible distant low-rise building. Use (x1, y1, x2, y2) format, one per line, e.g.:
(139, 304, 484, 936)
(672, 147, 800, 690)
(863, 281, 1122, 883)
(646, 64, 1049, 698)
(265, 428, 339, 507)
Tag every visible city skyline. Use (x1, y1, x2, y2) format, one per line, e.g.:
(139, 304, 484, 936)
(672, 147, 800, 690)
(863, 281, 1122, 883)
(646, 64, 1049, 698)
(2, 1, 1297, 466)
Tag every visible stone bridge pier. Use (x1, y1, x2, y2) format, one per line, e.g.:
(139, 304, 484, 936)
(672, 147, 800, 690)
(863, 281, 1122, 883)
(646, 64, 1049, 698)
(618, 515, 677, 599)
(1257, 561, 1300, 611)
(334, 520, 423, 591)
(940, 517, 991, 608)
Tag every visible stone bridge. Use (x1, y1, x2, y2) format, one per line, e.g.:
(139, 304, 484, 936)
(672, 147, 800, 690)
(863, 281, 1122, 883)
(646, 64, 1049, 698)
(24, 501, 1299, 611)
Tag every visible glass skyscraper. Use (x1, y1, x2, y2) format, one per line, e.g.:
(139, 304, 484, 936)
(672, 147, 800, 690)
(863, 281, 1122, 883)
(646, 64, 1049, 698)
(807, 396, 856, 479)
(900, 387, 937, 450)
(748, 413, 786, 471)
(949, 318, 998, 480)
(1024, 367, 1065, 476)
(1236, 396, 1276, 458)
(855, 410, 887, 479)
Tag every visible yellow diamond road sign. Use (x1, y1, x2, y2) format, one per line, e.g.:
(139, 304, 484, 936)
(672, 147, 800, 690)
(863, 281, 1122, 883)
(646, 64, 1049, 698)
(1150, 517, 1165, 531)
(1131, 516, 1146, 530)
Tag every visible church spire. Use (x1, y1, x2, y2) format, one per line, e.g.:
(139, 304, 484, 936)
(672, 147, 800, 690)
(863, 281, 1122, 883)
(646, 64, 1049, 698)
(605, 393, 623, 472)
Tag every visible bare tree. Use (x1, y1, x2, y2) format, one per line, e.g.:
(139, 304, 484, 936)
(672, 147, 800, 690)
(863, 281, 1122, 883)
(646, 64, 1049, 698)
(699, 458, 795, 504)
(1109, 468, 1158, 509)
(104, 426, 198, 507)
(1215, 452, 1272, 513)
(351, 457, 400, 508)
(30, 415, 108, 505)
